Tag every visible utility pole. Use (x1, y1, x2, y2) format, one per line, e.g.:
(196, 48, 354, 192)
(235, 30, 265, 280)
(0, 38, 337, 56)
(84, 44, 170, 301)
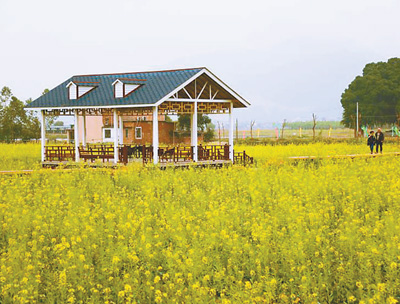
(356, 102, 359, 138)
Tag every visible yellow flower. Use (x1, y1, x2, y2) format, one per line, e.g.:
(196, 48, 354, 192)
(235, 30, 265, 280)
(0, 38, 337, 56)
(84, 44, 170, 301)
(377, 283, 386, 292)
(125, 284, 132, 292)
(118, 291, 125, 298)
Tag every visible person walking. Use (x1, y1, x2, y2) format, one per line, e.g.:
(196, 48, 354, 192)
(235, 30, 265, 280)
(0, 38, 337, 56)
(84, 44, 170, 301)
(367, 131, 376, 154)
(375, 128, 384, 153)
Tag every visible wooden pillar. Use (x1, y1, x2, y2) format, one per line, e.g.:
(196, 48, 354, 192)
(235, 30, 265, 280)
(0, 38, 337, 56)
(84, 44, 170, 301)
(82, 110, 87, 147)
(229, 102, 234, 161)
(40, 110, 46, 162)
(74, 109, 80, 162)
(191, 101, 198, 161)
(113, 109, 119, 164)
(153, 106, 159, 164)
(119, 115, 123, 145)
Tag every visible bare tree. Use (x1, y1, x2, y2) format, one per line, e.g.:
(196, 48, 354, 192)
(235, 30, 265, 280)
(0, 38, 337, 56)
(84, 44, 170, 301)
(312, 113, 317, 140)
(222, 123, 225, 141)
(281, 119, 287, 138)
(250, 120, 255, 138)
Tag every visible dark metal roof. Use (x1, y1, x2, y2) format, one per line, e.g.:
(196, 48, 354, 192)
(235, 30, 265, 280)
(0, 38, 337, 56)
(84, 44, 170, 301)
(26, 68, 204, 109)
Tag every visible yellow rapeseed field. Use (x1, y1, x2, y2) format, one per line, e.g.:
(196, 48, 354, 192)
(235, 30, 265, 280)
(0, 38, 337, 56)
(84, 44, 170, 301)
(1, 143, 400, 303)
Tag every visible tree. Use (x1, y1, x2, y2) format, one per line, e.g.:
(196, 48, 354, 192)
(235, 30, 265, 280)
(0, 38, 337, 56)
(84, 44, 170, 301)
(341, 58, 400, 128)
(41, 89, 57, 129)
(281, 119, 287, 138)
(312, 113, 317, 140)
(250, 120, 255, 138)
(0, 87, 41, 141)
(177, 114, 211, 132)
(204, 122, 215, 142)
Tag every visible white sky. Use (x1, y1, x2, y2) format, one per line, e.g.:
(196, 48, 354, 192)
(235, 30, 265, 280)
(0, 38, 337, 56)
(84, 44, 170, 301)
(1, 0, 400, 126)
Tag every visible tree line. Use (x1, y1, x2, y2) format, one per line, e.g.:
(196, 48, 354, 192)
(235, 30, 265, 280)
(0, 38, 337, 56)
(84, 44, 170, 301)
(0, 87, 41, 142)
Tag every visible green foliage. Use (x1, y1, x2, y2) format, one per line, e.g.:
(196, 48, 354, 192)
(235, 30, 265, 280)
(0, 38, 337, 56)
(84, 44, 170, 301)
(0, 87, 41, 141)
(177, 114, 211, 132)
(0, 87, 40, 142)
(341, 57, 400, 127)
(203, 122, 215, 142)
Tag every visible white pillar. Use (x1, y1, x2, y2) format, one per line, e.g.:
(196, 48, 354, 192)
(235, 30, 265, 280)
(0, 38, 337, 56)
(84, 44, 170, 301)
(40, 110, 46, 162)
(74, 110, 80, 162)
(191, 101, 198, 162)
(153, 106, 159, 164)
(119, 115, 124, 145)
(229, 102, 234, 161)
(113, 109, 119, 164)
(82, 111, 87, 147)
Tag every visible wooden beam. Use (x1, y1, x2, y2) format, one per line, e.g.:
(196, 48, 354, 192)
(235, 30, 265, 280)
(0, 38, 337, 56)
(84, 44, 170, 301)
(197, 81, 208, 99)
(183, 88, 192, 99)
(165, 98, 231, 103)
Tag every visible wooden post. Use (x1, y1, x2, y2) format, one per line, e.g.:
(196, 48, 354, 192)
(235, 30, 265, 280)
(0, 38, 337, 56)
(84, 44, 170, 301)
(40, 110, 46, 162)
(74, 109, 80, 162)
(191, 101, 198, 161)
(229, 102, 234, 161)
(82, 110, 86, 147)
(113, 109, 119, 164)
(119, 115, 123, 145)
(153, 106, 159, 164)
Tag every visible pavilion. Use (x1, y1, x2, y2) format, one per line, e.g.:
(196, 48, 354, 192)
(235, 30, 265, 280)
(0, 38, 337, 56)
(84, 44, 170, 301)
(26, 67, 251, 166)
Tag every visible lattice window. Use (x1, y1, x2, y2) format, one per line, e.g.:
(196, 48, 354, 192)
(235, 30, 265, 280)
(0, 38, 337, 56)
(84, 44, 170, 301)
(117, 107, 153, 116)
(158, 102, 194, 115)
(197, 102, 230, 114)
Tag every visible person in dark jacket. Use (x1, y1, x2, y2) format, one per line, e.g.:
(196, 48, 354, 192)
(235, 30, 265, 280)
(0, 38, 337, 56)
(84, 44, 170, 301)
(367, 131, 376, 154)
(375, 128, 384, 153)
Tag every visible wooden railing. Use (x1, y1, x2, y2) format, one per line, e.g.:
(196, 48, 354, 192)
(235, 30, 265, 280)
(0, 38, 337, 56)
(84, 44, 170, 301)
(45, 146, 75, 161)
(143, 144, 231, 164)
(198, 144, 229, 161)
(78, 145, 115, 163)
(143, 146, 194, 164)
(233, 150, 254, 166)
(44, 144, 253, 166)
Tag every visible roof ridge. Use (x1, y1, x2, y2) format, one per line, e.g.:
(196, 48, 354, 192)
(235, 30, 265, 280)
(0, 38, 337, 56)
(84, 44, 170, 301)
(73, 67, 206, 78)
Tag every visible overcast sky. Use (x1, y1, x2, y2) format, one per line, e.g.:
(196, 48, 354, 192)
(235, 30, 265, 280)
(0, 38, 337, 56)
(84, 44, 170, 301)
(1, 0, 400, 126)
